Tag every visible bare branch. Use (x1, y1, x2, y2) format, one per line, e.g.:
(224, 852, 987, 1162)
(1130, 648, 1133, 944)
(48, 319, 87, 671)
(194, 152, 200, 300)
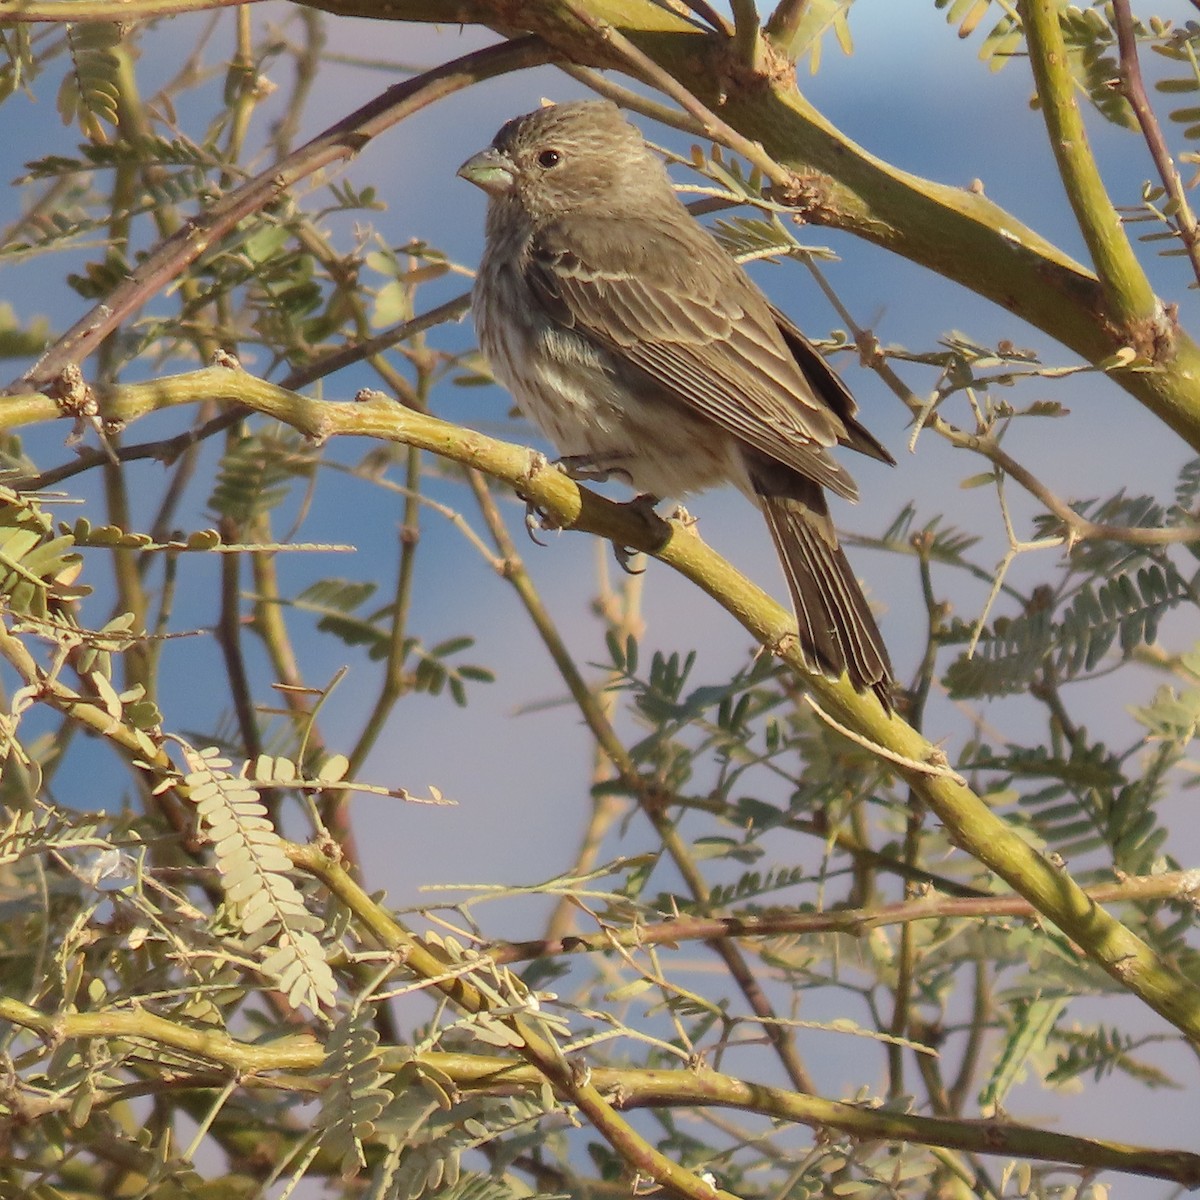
(8, 36, 555, 397)
(1112, 0, 1200, 288)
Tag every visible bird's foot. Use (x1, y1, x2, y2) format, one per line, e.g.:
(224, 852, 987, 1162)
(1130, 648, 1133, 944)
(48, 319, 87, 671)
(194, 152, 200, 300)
(611, 493, 666, 574)
(556, 452, 634, 487)
(613, 543, 645, 575)
(524, 501, 553, 546)
(520, 451, 563, 546)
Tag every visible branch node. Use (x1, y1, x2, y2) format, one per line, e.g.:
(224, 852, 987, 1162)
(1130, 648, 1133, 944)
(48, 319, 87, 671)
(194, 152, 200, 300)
(47, 364, 96, 422)
(772, 170, 836, 221)
(306, 414, 332, 447)
(715, 30, 794, 94)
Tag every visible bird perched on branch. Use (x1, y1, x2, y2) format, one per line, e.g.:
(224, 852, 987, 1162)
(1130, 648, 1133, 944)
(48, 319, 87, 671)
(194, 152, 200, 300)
(459, 99, 894, 708)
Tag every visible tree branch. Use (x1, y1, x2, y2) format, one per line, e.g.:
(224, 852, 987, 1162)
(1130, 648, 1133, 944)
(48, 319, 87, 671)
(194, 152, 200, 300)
(1111, 0, 1200, 288)
(8, 363, 1200, 1047)
(6, 944, 1200, 1185)
(484, 869, 1200, 964)
(287, 0, 1200, 452)
(1020, 0, 1163, 336)
(6, 36, 556, 397)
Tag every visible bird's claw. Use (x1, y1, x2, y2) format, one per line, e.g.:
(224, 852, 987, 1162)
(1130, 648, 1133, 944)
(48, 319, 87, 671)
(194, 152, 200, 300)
(556, 453, 634, 487)
(520, 450, 563, 545)
(524, 501, 550, 546)
(524, 495, 567, 545)
(612, 543, 645, 575)
(609, 492, 665, 572)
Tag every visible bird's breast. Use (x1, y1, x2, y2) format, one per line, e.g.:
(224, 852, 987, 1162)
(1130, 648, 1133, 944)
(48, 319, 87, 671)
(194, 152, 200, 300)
(474, 251, 739, 499)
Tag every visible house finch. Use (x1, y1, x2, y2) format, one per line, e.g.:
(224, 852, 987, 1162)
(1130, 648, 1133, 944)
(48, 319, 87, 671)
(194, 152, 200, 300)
(459, 100, 894, 707)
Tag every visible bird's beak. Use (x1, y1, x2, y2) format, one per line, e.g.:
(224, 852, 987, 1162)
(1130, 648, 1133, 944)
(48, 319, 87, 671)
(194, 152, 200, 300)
(457, 148, 515, 197)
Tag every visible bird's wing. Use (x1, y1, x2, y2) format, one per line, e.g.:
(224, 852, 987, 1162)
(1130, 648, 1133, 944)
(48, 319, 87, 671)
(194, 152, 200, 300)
(768, 303, 894, 466)
(526, 215, 865, 499)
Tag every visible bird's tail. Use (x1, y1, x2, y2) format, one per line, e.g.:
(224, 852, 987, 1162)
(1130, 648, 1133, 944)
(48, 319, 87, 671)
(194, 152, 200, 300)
(755, 481, 893, 710)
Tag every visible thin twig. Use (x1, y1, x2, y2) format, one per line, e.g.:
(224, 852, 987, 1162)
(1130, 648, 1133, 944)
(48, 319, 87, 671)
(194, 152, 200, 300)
(485, 869, 1200, 964)
(555, 0, 792, 189)
(804, 257, 1200, 549)
(1111, 0, 1200, 288)
(665, 0, 732, 36)
(963, 470, 1065, 660)
(562, 63, 719, 136)
(949, 959, 992, 1116)
(283, 292, 472, 392)
(215, 533, 262, 763)
(9, 36, 555, 396)
(802, 694, 966, 784)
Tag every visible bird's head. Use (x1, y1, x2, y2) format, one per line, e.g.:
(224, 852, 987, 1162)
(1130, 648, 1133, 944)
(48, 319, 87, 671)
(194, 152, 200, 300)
(458, 100, 671, 222)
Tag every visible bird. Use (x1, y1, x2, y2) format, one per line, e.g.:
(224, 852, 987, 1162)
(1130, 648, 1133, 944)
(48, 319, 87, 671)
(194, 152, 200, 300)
(458, 99, 894, 708)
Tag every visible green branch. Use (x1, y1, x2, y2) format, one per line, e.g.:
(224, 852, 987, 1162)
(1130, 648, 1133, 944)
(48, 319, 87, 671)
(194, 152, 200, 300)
(14, 0, 1200, 447)
(289, 0, 1200, 450)
(1, 0, 263, 19)
(8, 364, 1200, 1046)
(3, 986, 1198, 1184)
(1020, 0, 1163, 339)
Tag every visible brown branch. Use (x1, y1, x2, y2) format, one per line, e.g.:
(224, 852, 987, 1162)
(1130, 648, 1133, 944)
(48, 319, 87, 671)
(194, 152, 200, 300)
(282, 291, 472, 392)
(1111, 0, 1200, 289)
(6, 36, 555, 397)
(556, 0, 789, 187)
(14, 408, 246, 491)
(483, 869, 1200, 964)
(215, 533, 263, 762)
(2, 0, 266, 18)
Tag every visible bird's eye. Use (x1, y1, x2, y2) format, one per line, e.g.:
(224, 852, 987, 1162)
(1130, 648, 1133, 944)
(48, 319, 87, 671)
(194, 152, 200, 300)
(537, 149, 562, 169)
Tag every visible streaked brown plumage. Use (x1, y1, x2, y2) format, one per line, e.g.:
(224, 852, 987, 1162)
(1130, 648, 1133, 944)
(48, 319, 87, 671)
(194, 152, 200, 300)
(459, 99, 894, 707)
